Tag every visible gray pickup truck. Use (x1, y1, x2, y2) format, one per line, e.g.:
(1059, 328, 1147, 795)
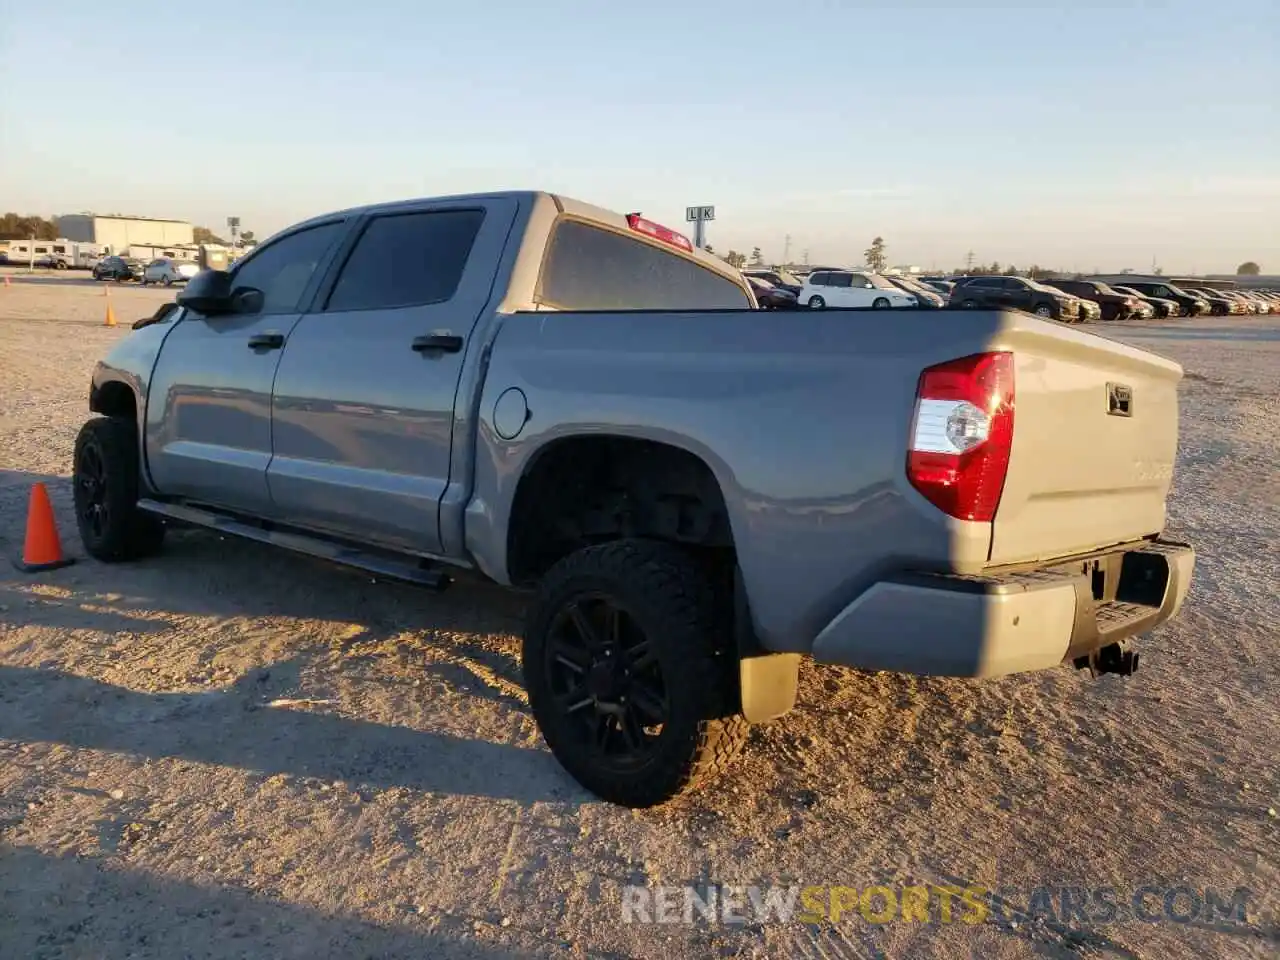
(74, 191, 1196, 807)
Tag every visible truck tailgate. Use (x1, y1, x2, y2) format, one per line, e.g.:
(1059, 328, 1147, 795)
(989, 319, 1183, 566)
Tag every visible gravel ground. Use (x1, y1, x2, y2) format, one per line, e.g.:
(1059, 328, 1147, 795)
(1, 272, 1277, 959)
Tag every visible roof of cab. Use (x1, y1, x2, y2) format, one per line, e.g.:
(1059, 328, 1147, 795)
(285, 190, 744, 286)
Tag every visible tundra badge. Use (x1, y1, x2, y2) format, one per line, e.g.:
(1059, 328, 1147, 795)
(1107, 382, 1133, 417)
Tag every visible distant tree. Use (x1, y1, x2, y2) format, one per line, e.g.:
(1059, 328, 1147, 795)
(1237, 261, 1261, 276)
(0, 213, 58, 241)
(1154, 266, 1164, 275)
(989, 261, 1001, 274)
(703, 243, 714, 254)
(1006, 265, 1019, 277)
(864, 237, 887, 272)
(725, 250, 747, 268)
(193, 226, 227, 245)
(750, 246, 763, 264)
(240, 230, 255, 243)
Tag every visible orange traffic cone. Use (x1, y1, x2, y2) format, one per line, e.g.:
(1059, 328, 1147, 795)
(104, 291, 117, 327)
(14, 483, 75, 572)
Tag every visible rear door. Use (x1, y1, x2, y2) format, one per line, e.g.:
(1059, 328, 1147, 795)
(145, 220, 349, 513)
(266, 198, 517, 554)
(825, 272, 857, 306)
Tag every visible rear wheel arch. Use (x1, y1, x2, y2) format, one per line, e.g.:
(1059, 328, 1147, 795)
(505, 434, 736, 587)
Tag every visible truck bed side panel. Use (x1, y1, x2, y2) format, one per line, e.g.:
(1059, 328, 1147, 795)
(466, 308, 1019, 652)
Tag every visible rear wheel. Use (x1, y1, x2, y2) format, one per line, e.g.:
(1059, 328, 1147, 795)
(960, 298, 978, 309)
(872, 297, 890, 309)
(807, 295, 825, 309)
(523, 540, 748, 808)
(1034, 304, 1054, 318)
(73, 417, 165, 562)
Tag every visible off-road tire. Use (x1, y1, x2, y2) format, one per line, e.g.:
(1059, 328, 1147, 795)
(73, 416, 165, 562)
(523, 539, 749, 807)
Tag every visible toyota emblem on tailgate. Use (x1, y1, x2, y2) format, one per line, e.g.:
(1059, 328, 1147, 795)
(1107, 382, 1133, 417)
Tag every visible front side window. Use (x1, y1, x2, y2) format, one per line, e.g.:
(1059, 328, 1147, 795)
(326, 209, 484, 313)
(230, 221, 343, 315)
(538, 220, 751, 311)
(827, 273, 854, 289)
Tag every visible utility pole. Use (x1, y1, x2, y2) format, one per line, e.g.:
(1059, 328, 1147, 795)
(965, 250, 975, 273)
(803, 248, 810, 266)
(782, 234, 792, 267)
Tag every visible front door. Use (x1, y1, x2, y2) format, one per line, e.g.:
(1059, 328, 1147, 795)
(267, 198, 517, 555)
(144, 220, 348, 514)
(846, 273, 880, 307)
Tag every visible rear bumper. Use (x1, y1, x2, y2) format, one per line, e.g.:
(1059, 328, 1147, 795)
(810, 539, 1195, 678)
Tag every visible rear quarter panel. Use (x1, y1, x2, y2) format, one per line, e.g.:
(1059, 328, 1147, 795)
(465, 308, 1018, 652)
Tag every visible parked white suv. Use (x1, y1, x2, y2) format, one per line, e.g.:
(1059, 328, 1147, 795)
(142, 258, 200, 286)
(799, 270, 918, 309)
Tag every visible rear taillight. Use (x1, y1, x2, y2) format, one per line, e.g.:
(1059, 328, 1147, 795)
(626, 214, 694, 252)
(906, 352, 1014, 523)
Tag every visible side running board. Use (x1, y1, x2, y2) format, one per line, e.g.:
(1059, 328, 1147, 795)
(137, 499, 452, 590)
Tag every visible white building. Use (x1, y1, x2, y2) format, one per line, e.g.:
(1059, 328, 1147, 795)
(56, 214, 194, 255)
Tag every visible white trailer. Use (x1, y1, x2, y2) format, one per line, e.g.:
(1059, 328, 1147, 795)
(5, 238, 105, 269)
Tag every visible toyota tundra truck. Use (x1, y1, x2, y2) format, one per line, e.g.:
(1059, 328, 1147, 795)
(73, 191, 1196, 807)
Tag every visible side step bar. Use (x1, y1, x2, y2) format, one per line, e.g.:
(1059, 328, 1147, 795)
(137, 499, 452, 591)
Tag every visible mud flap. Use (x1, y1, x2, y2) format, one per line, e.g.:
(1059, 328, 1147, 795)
(734, 566, 800, 722)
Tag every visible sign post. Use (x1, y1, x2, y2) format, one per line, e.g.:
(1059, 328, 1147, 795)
(684, 205, 715, 250)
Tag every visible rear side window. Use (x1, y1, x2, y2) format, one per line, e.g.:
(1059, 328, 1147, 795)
(327, 209, 484, 312)
(538, 220, 750, 311)
(808, 272, 831, 286)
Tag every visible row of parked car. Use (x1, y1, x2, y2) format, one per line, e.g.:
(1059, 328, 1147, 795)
(92, 255, 201, 286)
(741, 267, 1280, 321)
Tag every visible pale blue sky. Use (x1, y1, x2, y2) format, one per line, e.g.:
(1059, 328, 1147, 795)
(3, 0, 1276, 273)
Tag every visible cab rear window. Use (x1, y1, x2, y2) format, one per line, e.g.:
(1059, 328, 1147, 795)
(538, 220, 750, 311)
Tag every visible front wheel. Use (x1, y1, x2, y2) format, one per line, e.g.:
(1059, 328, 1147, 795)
(872, 297, 890, 309)
(73, 417, 165, 562)
(960, 298, 978, 309)
(523, 540, 748, 808)
(807, 295, 825, 309)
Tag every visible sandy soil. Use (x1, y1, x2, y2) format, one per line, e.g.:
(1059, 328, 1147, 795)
(1, 272, 1277, 959)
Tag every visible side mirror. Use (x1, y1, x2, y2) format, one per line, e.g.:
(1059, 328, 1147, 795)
(176, 269, 235, 314)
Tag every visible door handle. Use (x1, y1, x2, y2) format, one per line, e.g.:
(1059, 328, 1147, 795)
(412, 333, 463, 354)
(247, 333, 285, 350)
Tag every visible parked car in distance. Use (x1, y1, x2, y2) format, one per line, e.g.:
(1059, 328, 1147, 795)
(1235, 290, 1274, 314)
(72, 188, 1196, 808)
(743, 268, 803, 296)
(1187, 288, 1241, 315)
(799, 270, 918, 309)
(1108, 281, 1211, 317)
(919, 279, 955, 298)
(93, 256, 144, 282)
(949, 275, 1081, 322)
(1038, 279, 1148, 322)
(1110, 286, 1181, 318)
(142, 258, 201, 286)
(885, 275, 945, 308)
(746, 276, 798, 309)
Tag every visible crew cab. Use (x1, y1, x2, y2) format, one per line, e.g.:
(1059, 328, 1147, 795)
(74, 191, 1195, 808)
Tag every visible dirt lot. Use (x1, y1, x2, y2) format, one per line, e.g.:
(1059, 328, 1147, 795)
(1, 272, 1277, 959)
